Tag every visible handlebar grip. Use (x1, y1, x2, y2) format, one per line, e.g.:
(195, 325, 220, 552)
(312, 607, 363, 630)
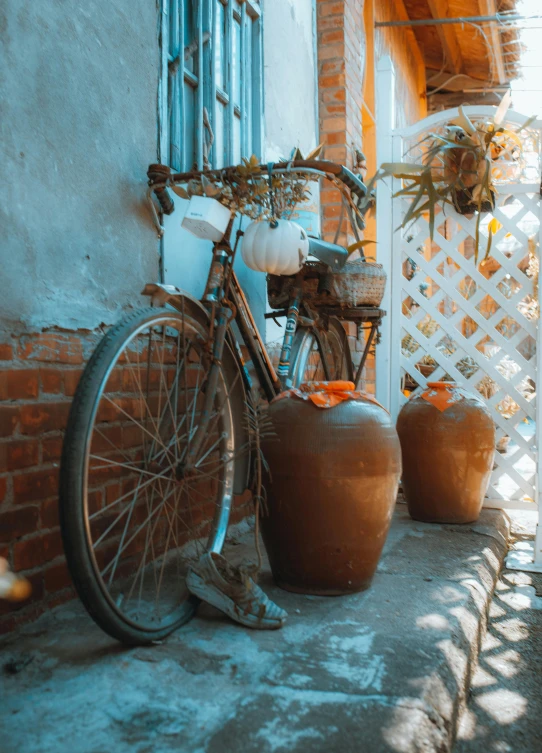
(147, 164, 175, 216)
(337, 166, 368, 201)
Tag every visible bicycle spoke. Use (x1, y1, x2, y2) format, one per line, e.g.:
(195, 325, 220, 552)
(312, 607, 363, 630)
(76, 308, 236, 635)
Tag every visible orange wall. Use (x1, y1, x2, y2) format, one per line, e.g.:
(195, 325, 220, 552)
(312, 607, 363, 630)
(374, 0, 427, 128)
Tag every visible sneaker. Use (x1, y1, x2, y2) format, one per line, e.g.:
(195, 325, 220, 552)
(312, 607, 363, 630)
(186, 552, 287, 630)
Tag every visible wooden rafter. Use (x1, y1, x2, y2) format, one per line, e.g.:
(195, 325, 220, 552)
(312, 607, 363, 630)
(478, 0, 507, 84)
(426, 0, 463, 74)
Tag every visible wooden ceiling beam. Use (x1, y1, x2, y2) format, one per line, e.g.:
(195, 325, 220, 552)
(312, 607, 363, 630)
(478, 0, 507, 84)
(427, 71, 501, 92)
(426, 0, 464, 74)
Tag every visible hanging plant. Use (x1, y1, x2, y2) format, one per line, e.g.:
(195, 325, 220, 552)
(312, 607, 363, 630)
(365, 94, 534, 263)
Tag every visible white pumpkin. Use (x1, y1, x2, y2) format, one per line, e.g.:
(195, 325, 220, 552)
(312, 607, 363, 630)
(241, 219, 309, 275)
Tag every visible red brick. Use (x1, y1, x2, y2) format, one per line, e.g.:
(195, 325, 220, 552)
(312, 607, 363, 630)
(12, 536, 44, 570)
(320, 28, 344, 45)
(41, 498, 60, 529)
(13, 467, 59, 504)
(0, 506, 40, 543)
(18, 333, 83, 365)
(318, 72, 346, 88)
(324, 131, 348, 145)
(12, 529, 63, 570)
(42, 436, 63, 462)
(322, 88, 346, 103)
(0, 369, 39, 400)
(0, 406, 19, 437)
(318, 44, 346, 64)
(320, 102, 346, 116)
(320, 145, 347, 163)
(44, 559, 71, 593)
(320, 187, 342, 204)
(0, 476, 7, 503)
(0, 343, 14, 360)
(40, 368, 64, 394)
(321, 116, 346, 133)
(42, 530, 63, 563)
(0, 440, 40, 471)
(323, 203, 344, 218)
(64, 370, 83, 397)
(318, 1, 343, 17)
(19, 402, 70, 435)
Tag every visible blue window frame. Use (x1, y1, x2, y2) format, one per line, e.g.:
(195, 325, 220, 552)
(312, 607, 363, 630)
(162, 0, 262, 172)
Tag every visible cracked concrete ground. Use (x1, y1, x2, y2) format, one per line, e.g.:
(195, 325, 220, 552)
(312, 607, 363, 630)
(0, 506, 510, 753)
(456, 511, 542, 753)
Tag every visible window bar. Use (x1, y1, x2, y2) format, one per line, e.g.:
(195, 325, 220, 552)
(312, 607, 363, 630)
(177, 0, 185, 170)
(196, 0, 204, 170)
(226, 0, 234, 164)
(202, 0, 214, 168)
(210, 0, 218, 168)
(240, 1, 247, 157)
(159, 0, 170, 162)
(252, 10, 263, 160)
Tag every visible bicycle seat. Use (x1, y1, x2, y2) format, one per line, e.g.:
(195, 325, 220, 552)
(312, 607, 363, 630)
(308, 237, 348, 270)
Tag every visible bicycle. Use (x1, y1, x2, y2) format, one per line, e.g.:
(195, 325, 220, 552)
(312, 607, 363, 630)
(59, 158, 378, 644)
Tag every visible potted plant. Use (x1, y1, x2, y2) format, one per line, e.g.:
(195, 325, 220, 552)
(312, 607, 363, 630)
(365, 94, 533, 262)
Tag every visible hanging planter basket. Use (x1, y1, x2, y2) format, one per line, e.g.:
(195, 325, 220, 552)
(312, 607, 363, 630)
(452, 186, 496, 216)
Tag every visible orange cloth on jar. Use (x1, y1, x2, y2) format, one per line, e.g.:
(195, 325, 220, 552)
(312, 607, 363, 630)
(273, 380, 386, 410)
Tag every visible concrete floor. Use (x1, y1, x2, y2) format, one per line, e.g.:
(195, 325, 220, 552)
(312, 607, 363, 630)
(456, 511, 542, 753)
(0, 507, 511, 753)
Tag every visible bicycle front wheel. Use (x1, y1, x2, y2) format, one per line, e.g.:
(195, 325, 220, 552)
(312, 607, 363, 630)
(288, 317, 353, 386)
(60, 306, 235, 644)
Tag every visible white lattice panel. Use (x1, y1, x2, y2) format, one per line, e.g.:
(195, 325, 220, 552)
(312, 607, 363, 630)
(388, 108, 542, 506)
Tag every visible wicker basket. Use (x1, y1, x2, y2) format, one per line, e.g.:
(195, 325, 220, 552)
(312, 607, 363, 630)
(328, 260, 387, 307)
(267, 259, 387, 310)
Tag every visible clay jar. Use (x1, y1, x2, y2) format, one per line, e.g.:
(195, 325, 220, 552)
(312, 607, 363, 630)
(397, 382, 496, 524)
(261, 392, 401, 595)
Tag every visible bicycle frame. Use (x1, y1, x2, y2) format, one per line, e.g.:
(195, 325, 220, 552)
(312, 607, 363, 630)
(145, 158, 374, 469)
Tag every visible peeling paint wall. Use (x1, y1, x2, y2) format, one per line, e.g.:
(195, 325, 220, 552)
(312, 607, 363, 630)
(0, 1, 160, 335)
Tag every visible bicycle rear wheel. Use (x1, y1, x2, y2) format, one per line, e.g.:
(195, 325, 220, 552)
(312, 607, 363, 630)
(60, 306, 235, 644)
(288, 317, 353, 386)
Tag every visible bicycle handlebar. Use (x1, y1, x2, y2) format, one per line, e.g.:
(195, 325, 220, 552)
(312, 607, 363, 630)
(149, 159, 369, 200)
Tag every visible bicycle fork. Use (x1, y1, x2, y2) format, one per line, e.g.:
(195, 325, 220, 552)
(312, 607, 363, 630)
(277, 288, 302, 388)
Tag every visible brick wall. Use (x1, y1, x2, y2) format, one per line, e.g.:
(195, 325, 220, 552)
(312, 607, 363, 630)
(317, 0, 376, 392)
(0, 328, 255, 636)
(317, 0, 365, 245)
(0, 330, 100, 634)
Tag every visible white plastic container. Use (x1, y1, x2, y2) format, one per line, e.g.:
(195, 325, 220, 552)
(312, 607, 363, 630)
(181, 196, 232, 242)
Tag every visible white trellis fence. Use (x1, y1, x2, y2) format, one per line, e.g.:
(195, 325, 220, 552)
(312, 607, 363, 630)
(375, 57, 542, 570)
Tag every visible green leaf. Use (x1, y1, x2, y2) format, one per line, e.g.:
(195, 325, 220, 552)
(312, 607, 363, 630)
(484, 227, 494, 262)
(306, 143, 325, 160)
(171, 185, 189, 200)
(346, 240, 376, 253)
(451, 105, 477, 136)
(380, 162, 425, 174)
(494, 90, 512, 126)
(516, 114, 538, 133)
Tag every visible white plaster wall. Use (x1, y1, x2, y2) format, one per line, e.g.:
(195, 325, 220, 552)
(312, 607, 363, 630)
(163, 0, 319, 342)
(0, 1, 160, 334)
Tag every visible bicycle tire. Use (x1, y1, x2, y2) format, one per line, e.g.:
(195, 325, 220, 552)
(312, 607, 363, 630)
(60, 306, 236, 645)
(288, 317, 353, 386)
